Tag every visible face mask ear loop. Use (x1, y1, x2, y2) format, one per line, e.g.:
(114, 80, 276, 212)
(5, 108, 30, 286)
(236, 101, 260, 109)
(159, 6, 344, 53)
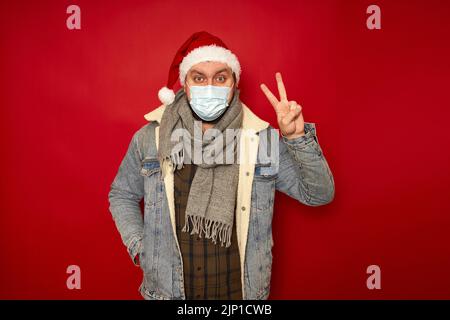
(227, 81, 236, 107)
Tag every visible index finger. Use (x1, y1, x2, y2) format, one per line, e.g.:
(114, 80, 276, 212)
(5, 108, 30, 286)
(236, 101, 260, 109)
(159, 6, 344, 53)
(260, 83, 280, 108)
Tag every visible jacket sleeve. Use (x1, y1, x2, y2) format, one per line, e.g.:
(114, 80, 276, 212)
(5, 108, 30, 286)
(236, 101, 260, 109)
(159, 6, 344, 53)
(108, 129, 145, 266)
(275, 122, 335, 206)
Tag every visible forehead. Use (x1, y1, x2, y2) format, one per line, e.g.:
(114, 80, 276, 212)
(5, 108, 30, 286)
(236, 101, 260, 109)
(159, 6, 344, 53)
(188, 61, 232, 75)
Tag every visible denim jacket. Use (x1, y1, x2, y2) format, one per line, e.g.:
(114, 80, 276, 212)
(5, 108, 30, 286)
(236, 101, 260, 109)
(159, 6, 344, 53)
(108, 103, 335, 300)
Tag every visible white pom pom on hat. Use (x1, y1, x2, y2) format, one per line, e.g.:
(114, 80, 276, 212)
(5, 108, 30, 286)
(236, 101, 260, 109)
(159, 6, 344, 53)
(158, 86, 176, 105)
(157, 31, 241, 105)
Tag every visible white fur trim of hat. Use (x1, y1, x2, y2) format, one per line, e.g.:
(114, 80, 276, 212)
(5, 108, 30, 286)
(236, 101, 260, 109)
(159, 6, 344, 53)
(179, 45, 241, 86)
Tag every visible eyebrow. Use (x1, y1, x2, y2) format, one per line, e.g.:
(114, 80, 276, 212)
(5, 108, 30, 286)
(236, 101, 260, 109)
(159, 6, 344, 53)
(190, 68, 231, 76)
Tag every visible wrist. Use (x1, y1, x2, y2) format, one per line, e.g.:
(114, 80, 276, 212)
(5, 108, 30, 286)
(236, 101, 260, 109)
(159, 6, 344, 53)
(283, 131, 305, 141)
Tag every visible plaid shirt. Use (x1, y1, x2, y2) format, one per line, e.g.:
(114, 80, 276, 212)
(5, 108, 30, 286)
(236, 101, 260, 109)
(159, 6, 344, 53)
(174, 163, 242, 300)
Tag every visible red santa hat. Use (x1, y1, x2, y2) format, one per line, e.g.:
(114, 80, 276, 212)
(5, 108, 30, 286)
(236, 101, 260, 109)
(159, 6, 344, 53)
(158, 31, 241, 105)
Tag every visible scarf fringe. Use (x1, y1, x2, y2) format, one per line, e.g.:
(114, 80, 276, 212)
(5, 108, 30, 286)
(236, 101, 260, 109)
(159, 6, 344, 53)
(182, 215, 232, 248)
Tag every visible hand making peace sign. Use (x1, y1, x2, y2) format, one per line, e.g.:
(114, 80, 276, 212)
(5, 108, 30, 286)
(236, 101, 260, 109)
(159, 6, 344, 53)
(260, 72, 305, 140)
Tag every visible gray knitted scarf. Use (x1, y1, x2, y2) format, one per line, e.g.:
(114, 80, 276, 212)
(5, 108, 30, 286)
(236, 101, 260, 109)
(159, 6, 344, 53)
(158, 87, 243, 247)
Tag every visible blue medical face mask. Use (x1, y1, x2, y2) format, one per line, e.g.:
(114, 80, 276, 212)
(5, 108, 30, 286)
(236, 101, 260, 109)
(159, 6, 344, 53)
(187, 83, 232, 122)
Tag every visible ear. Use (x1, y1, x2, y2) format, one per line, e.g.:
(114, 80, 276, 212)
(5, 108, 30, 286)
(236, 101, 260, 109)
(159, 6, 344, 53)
(184, 83, 190, 100)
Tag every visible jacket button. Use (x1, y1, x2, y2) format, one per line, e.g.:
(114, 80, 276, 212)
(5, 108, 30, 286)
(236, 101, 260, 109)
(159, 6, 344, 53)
(241, 206, 246, 211)
(245, 171, 250, 176)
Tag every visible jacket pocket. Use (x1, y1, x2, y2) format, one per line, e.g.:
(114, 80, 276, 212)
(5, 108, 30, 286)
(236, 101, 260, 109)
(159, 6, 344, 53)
(140, 158, 161, 177)
(140, 158, 162, 210)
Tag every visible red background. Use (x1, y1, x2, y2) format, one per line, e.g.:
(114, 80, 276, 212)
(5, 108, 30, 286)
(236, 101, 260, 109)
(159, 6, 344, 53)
(1, 0, 449, 299)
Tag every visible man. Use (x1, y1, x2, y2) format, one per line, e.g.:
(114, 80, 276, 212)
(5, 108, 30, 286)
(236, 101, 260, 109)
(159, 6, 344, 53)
(108, 31, 335, 300)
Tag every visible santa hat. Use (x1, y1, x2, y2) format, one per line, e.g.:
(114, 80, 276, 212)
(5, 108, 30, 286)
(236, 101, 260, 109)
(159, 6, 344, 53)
(158, 31, 241, 105)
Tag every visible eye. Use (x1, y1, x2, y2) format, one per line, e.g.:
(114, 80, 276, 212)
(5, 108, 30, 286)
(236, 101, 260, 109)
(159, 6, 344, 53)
(216, 75, 226, 82)
(194, 76, 204, 82)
